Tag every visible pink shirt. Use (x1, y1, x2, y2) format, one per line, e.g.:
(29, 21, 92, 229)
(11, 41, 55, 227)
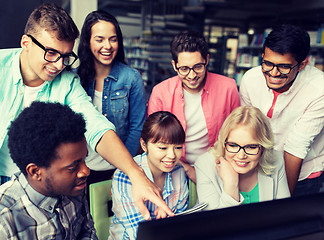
(148, 71, 240, 162)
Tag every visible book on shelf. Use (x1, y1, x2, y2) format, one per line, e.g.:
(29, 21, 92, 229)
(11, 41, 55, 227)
(315, 26, 324, 45)
(249, 28, 272, 47)
(308, 31, 318, 46)
(238, 33, 248, 48)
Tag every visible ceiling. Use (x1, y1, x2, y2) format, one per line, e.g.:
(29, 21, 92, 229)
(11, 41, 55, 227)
(97, 0, 324, 31)
(2, 0, 324, 48)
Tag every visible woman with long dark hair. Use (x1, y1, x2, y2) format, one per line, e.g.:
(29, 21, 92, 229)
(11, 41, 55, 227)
(77, 10, 146, 174)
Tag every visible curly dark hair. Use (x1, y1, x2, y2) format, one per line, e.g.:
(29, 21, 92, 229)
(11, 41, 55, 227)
(8, 102, 86, 175)
(170, 30, 209, 63)
(77, 10, 126, 89)
(24, 3, 79, 42)
(263, 24, 310, 63)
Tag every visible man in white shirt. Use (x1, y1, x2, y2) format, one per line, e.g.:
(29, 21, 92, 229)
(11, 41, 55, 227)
(240, 24, 324, 196)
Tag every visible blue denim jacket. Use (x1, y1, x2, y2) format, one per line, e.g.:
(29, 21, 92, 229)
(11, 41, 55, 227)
(83, 61, 146, 156)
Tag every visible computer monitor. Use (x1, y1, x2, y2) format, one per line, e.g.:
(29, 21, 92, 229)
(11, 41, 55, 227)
(137, 192, 324, 240)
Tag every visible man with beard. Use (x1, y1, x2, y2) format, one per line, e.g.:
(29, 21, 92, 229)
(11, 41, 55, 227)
(0, 102, 96, 239)
(148, 30, 240, 183)
(240, 24, 324, 197)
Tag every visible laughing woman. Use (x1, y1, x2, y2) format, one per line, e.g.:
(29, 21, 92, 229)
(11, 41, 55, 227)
(77, 11, 146, 173)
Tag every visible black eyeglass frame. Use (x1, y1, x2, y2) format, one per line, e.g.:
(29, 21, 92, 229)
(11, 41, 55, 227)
(175, 62, 207, 76)
(261, 60, 299, 75)
(27, 34, 78, 66)
(224, 142, 262, 155)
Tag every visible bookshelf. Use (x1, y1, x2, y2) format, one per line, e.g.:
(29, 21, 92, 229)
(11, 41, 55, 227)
(235, 33, 262, 86)
(124, 37, 149, 85)
(123, 15, 186, 98)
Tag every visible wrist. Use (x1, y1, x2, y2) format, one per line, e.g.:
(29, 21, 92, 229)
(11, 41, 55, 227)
(127, 164, 146, 183)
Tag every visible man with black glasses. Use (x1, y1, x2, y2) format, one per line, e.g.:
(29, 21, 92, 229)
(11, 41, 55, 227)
(240, 24, 324, 197)
(0, 3, 173, 220)
(148, 30, 240, 183)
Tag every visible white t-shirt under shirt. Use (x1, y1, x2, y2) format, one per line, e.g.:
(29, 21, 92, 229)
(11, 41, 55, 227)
(183, 89, 209, 166)
(86, 90, 115, 170)
(92, 89, 103, 113)
(23, 83, 45, 108)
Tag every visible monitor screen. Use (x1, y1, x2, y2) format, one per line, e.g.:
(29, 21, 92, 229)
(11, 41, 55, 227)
(137, 193, 324, 240)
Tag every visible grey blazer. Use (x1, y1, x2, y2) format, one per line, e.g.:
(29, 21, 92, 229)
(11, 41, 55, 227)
(194, 150, 290, 210)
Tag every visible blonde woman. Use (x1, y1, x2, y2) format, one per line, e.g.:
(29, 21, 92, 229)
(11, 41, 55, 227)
(195, 106, 290, 210)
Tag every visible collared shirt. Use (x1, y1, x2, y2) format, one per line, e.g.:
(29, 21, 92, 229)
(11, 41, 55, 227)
(240, 183, 259, 204)
(0, 172, 97, 239)
(109, 153, 189, 240)
(0, 48, 115, 177)
(81, 61, 146, 157)
(147, 72, 240, 163)
(240, 65, 324, 180)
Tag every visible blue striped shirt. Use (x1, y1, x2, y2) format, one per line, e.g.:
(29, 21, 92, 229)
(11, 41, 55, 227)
(109, 153, 189, 240)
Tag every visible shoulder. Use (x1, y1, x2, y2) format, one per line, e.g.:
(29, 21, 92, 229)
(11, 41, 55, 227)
(195, 151, 216, 170)
(153, 76, 180, 89)
(241, 66, 263, 82)
(0, 49, 21, 72)
(110, 62, 143, 87)
(170, 164, 187, 183)
(304, 64, 324, 77)
(207, 72, 234, 82)
(114, 61, 141, 76)
(301, 65, 324, 88)
(240, 66, 265, 92)
(166, 164, 187, 191)
(205, 72, 237, 89)
(112, 154, 145, 185)
(112, 169, 132, 186)
(60, 69, 79, 80)
(244, 65, 263, 76)
(171, 163, 186, 176)
(49, 70, 81, 91)
(0, 178, 25, 212)
(0, 48, 20, 62)
(52, 70, 79, 86)
(150, 76, 181, 98)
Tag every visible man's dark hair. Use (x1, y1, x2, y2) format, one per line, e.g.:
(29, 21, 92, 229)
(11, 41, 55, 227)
(263, 24, 310, 63)
(8, 102, 86, 175)
(170, 30, 209, 63)
(24, 3, 79, 42)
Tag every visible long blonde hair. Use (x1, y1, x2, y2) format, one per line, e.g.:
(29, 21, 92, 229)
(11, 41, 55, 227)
(211, 106, 275, 175)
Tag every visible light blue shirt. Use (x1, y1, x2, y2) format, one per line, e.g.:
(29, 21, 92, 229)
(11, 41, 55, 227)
(0, 48, 115, 177)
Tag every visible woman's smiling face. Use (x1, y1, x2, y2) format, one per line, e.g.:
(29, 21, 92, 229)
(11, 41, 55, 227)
(224, 124, 261, 176)
(90, 20, 118, 67)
